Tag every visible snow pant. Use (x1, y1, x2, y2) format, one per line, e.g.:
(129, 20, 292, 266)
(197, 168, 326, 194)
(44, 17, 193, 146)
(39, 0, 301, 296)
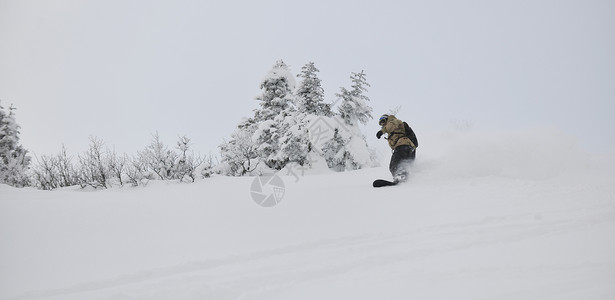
(389, 145, 415, 181)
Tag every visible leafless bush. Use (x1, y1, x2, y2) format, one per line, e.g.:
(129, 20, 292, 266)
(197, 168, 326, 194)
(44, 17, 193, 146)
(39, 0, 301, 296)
(125, 154, 150, 187)
(219, 129, 260, 176)
(200, 153, 218, 178)
(106, 148, 127, 186)
(174, 135, 203, 182)
(31, 133, 217, 190)
(31, 154, 59, 190)
(76, 136, 108, 189)
(31, 145, 78, 190)
(138, 132, 177, 180)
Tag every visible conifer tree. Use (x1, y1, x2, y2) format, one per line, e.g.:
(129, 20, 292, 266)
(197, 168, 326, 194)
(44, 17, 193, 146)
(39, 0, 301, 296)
(221, 62, 377, 174)
(321, 128, 358, 171)
(296, 62, 332, 116)
(254, 60, 296, 122)
(252, 60, 297, 169)
(336, 70, 373, 126)
(278, 115, 312, 167)
(0, 102, 31, 187)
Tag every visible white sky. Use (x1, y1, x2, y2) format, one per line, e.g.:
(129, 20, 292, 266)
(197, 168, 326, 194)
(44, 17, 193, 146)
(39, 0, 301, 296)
(1, 0, 614, 157)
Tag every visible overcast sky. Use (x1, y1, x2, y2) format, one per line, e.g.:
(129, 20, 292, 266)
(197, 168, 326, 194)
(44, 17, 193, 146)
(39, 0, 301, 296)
(1, 0, 614, 157)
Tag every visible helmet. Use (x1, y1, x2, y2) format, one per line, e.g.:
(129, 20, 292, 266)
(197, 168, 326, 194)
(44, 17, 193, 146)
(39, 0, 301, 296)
(379, 114, 389, 126)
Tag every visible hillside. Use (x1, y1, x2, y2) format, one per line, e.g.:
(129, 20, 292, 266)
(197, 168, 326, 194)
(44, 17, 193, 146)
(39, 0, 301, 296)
(1, 129, 614, 300)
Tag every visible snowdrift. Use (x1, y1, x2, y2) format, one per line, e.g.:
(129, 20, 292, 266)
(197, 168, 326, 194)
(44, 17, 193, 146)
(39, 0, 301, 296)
(1, 128, 614, 300)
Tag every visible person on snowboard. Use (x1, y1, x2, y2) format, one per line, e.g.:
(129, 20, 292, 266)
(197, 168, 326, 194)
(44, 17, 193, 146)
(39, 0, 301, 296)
(376, 114, 417, 183)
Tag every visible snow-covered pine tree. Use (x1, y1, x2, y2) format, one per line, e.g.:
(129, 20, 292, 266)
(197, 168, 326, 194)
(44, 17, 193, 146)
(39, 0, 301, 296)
(336, 70, 373, 126)
(321, 128, 357, 171)
(318, 71, 376, 171)
(277, 114, 312, 167)
(252, 60, 297, 169)
(296, 62, 332, 117)
(221, 61, 376, 174)
(0, 102, 31, 187)
(254, 60, 296, 122)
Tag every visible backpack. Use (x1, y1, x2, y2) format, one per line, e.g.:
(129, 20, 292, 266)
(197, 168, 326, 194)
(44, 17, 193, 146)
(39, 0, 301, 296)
(403, 122, 418, 148)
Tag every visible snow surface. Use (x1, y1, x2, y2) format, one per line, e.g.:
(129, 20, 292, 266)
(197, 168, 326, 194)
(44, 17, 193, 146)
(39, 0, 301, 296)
(1, 129, 614, 300)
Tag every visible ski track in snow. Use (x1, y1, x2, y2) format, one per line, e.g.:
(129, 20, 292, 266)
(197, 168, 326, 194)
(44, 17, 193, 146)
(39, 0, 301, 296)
(7, 204, 615, 300)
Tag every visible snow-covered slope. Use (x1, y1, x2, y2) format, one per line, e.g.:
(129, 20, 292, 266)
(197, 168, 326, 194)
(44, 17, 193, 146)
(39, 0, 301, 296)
(1, 129, 614, 300)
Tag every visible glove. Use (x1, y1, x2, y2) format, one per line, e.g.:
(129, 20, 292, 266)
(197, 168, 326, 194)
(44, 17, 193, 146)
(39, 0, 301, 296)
(376, 130, 383, 139)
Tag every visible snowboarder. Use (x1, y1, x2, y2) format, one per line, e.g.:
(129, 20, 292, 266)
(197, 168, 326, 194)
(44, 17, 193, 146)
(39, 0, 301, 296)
(376, 114, 417, 183)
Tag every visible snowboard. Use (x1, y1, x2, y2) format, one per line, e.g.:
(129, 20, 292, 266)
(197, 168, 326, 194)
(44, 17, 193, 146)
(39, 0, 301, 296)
(373, 179, 398, 188)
